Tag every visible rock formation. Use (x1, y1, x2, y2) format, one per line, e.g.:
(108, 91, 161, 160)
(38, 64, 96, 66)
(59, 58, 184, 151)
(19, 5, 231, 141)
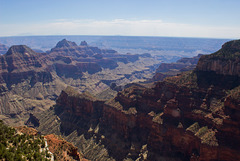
(80, 41, 88, 46)
(0, 45, 52, 86)
(196, 40, 240, 76)
(45, 134, 87, 161)
(30, 39, 240, 161)
(0, 45, 58, 126)
(195, 40, 240, 88)
(55, 39, 78, 48)
(0, 39, 159, 126)
(49, 39, 148, 69)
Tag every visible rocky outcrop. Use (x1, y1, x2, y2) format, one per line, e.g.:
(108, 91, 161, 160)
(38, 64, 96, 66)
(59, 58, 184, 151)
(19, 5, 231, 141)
(56, 86, 102, 117)
(1, 45, 48, 73)
(0, 45, 54, 94)
(45, 134, 86, 161)
(196, 40, 240, 76)
(80, 41, 88, 46)
(195, 40, 240, 89)
(55, 39, 78, 48)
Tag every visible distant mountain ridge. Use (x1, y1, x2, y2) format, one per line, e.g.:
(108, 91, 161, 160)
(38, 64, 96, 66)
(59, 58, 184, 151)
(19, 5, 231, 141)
(0, 35, 229, 53)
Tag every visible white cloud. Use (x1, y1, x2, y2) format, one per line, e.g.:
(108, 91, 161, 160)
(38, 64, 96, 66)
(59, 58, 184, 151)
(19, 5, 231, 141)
(0, 19, 239, 39)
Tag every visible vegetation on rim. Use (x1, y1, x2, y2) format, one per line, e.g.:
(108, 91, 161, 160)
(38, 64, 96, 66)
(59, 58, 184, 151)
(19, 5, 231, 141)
(0, 120, 52, 161)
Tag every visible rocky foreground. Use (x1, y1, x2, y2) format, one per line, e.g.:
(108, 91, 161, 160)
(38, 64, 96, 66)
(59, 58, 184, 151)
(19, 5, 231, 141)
(0, 120, 88, 161)
(27, 40, 240, 161)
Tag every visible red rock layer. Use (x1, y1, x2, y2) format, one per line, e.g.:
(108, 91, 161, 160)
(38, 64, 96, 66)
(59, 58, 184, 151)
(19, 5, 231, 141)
(45, 134, 86, 161)
(55, 78, 240, 160)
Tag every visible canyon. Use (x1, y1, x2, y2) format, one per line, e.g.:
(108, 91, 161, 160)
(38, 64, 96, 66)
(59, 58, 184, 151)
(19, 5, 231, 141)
(25, 39, 240, 160)
(1, 38, 240, 160)
(0, 39, 159, 126)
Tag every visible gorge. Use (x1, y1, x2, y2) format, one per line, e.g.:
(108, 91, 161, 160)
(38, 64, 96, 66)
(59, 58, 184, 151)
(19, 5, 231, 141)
(26, 39, 240, 161)
(0, 38, 240, 161)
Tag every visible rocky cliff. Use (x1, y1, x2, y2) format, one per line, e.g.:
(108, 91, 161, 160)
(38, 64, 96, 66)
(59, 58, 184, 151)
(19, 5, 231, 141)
(34, 80, 240, 160)
(44, 134, 88, 161)
(196, 40, 240, 76)
(195, 40, 240, 89)
(50, 39, 120, 70)
(30, 39, 240, 161)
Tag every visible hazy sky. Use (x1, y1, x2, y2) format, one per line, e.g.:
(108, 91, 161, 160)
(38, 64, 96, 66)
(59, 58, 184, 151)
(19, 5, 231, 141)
(0, 0, 239, 38)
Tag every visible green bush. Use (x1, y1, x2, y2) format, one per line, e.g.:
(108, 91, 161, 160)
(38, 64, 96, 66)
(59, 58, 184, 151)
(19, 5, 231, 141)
(0, 120, 51, 161)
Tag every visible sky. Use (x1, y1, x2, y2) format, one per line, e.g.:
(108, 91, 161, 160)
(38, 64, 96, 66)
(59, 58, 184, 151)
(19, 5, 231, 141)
(0, 0, 240, 39)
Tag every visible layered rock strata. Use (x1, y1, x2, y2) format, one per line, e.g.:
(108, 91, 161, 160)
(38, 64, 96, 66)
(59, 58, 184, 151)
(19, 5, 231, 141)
(32, 39, 240, 161)
(0, 40, 159, 126)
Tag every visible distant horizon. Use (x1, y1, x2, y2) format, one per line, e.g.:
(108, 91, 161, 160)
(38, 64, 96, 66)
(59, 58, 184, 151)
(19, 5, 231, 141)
(0, 35, 230, 57)
(0, 34, 233, 40)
